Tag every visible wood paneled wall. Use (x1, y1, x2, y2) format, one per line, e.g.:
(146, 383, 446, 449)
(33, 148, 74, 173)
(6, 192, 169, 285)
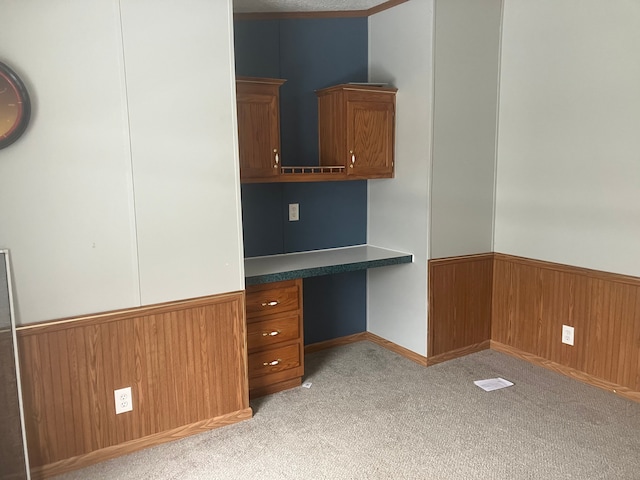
(429, 252, 640, 400)
(428, 254, 493, 360)
(16, 292, 251, 478)
(492, 254, 640, 395)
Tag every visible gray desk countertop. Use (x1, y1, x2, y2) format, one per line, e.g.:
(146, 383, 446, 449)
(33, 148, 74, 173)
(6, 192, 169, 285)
(244, 245, 413, 285)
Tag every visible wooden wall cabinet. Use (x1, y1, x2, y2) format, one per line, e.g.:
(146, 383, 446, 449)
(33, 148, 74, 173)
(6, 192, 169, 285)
(245, 279, 304, 398)
(236, 77, 285, 181)
(235, 78, 397, 183)
(317, 84, 397, 179)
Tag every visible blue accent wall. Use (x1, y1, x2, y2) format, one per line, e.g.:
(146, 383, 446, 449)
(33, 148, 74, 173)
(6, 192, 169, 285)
(279, 18, 368, 166)
(234, 20, 280, 78)
(282, 181, 367, 253)
(303, 271, 367, 344)
(234, 18, 369, 345)
(241, 183, 284, 257)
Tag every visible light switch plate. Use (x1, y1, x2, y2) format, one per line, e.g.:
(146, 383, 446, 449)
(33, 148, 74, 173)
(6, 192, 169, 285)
(289, 203, 299, 221)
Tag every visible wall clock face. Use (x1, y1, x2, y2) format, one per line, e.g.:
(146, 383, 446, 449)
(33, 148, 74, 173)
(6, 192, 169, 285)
(0, 61, 31, 150)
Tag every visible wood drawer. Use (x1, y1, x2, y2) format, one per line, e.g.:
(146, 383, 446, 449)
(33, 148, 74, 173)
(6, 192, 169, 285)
(248, 343, 300, 379)
(246, 281, 300, 319)
(247, 314, 300, 351)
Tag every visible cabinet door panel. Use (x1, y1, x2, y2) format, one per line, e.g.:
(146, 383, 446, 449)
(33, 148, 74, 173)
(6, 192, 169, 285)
(236, 93, 279, 178)
(347, 100, 394, 178)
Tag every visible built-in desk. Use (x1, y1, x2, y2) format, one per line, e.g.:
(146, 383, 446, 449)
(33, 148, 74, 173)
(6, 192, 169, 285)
(243, 245, 412, 398)
(244, 244, 413, 286)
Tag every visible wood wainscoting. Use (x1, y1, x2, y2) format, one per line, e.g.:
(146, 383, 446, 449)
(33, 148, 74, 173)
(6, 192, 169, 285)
(428, 254, 494, 362)
(428, 252, 640, 401)
(492, 253, 640, 401)
(16, 292, 251, 479)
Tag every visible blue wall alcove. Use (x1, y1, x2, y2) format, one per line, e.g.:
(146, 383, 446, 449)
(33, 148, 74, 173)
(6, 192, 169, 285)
(235, 17, 369, 344)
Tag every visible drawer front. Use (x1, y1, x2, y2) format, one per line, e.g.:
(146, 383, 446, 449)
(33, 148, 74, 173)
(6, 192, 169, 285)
(247, 314, 300, 351)
(246, 283, 300, 318)
(248, 344, 300, 379)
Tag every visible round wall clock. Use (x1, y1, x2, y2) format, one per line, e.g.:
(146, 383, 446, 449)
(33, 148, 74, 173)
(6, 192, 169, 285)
(0, 61, 31, 150)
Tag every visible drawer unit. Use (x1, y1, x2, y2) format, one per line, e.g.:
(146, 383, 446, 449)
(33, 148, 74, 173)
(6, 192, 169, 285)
(247, 314, 300, 351)
(248, 344, 302, 381)
(245, 279, 303, 398)
(245, 282, 300, 318)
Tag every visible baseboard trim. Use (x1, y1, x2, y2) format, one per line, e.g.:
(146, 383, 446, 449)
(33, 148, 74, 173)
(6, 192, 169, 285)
(31, 407, 253, 480)
(490, 341, 640, 404)
(305, 332, 428, 366)
(307, 334, 640, 404)
(426, 340, 491, 366)
(304, 332, 370, 354)
(363, 332, 428, 366)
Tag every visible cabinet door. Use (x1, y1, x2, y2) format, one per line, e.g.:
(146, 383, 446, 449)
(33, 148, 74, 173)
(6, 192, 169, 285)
(346, 100, 394, 178)
(236, 91, 280, 179)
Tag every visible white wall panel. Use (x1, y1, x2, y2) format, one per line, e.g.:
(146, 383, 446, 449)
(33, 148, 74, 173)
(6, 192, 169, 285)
(0, 1, 139, 324)
(120, 0, 244, 304)
(495, 0, 640, 277)
(368, 0, 433, 356)
(429, 0, 502, 259)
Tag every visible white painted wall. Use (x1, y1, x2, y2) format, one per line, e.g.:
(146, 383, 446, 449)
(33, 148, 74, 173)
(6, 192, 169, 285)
(0, 1, 139, 325)
(429, 0, 502, 259)
(495, 0, 640, 277)
(368, 0, 433, 356)
(0, 0, 244, 324)
(120, 0, 244, 305)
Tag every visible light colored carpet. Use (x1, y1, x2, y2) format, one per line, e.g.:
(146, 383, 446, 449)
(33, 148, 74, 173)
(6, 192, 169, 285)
(54, 341, 640, 479)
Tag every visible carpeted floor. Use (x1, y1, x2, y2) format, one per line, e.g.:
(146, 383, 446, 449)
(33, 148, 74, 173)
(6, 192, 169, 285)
(54, 341, 640, 479)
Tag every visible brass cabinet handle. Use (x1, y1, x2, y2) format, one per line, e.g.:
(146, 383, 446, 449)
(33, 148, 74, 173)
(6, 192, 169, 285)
(261, 300, 279, 307)
(274, 149, 279, 168)
(263, 359, 281, 366)
(349, 150, 355, 168)
(262, 330, 281, 337)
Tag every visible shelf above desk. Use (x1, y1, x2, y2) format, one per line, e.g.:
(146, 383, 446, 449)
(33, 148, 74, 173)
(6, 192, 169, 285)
(244, 245, 413, 286)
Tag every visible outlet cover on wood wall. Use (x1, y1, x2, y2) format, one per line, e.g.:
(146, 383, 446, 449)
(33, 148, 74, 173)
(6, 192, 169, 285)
(562, 325, 574, 346)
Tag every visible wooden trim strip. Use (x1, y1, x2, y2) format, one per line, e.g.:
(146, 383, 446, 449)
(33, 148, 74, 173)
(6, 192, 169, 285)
(305, 332, 428, 366)
(426, 340, 491, 367)
(363, 332, 428, 366)
(17, 291, 245, 336)
(234, 10, 368, 20)
(367, 0, 410, 15)
(30, 408, 253, 480)
(428, 252, 494, 266)
(234, 0, 409, 21)
(490, 341, 640, 404)
(494, 253, 640, 287)
(304, 332, 369, 354)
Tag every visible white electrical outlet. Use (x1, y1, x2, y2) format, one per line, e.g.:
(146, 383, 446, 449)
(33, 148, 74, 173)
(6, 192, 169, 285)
(562, 325, 575, 346)
(114, 386, 133, 414)
(288, 203, 299, 221)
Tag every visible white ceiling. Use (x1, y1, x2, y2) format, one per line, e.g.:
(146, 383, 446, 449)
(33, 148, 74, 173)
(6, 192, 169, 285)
(233, 0, 392, 13)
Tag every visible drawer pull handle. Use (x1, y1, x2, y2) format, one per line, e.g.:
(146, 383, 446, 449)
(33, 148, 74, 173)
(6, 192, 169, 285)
(262, 330, 281, 337)
(261, 300, 279, 307)
(263, 359, 281, 366)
